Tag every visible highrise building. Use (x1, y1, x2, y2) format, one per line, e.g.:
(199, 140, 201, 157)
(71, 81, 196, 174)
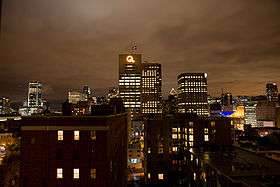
(221, 92, 233, 111)
(244, 103, 257, 128)
(68, 91, 82, 104)
(82, 85, 91, 101)
(118, 54, 142, 119)
(163, 88, 178, 115)
(141, 63, 162, 116)
(27, 81, 43, 108)
(266, 83, 278, 102)
(177, 73, 209, 116)
(0, 97, 11, 115)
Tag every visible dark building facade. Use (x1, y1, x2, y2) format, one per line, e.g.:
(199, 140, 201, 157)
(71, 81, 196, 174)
(144, 114, 233, 185)
(20, 114, 128, 187)
(177, 73, 209, 116)
(266, 83, 278, 102)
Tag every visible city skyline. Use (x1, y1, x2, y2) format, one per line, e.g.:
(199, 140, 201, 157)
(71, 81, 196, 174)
(1, 0, 280, 101)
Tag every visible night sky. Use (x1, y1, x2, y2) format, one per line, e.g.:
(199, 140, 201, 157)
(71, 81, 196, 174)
(1, 0, 280, 102)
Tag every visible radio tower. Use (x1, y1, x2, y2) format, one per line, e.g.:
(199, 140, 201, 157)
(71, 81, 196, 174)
(127, 41, 138, 54)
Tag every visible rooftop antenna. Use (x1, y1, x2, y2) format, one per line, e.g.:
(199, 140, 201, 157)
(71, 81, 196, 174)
(129, 41, 138, 54)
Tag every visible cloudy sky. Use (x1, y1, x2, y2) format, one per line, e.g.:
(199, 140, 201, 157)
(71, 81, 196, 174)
(1, 0, 280, 101)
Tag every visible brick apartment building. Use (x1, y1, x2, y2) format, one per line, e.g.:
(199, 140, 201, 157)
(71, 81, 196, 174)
(20, 114, 128, 187)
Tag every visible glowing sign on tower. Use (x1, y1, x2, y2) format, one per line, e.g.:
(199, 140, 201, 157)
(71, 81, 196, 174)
(126, 55, 135, 63)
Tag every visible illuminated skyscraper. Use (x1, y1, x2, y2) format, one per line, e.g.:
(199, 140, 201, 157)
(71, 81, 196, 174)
(266, 83, 278, 102)
(244, 103, 257, 127)
(68, 91, 82, 104)
(177, 73, 209, 116)
(27, 81, 43, 108)
(82, 85, 91, 101)
(141, 63, 162, 116)
(0, 97, 11, 114)
(119, 54, 142, 119)
(221, 92, 233, 111)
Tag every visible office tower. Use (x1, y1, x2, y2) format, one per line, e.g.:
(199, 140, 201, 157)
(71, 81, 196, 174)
(208, 96, 222, 117)
(177, 73, 209, 116)
(244, 103, 257, 127)
(256, 101, 276, 127)
(222, 93, 233, 106)
(27, 81, 43, 108)
(266, 83, 278, 102)
(141, 63, 162, 116)
(20, 114, 128, 187)
(163, 88, 178, 115)
(106, 87, 119, 101)
(118, 54, 142, 119)
(0, 97, 11, 115)
(221, 92, 233, 111)
(82, 85, 91, 101)
(68, 91, 82, 104)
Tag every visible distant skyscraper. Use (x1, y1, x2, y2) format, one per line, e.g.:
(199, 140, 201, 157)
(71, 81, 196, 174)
(266, 83, 278, 102)
(0, 97, 11, 115)
(82, 85, 91, 101)
(141, 63, 162, 116)
(68, 91, 82, 104)
(118, 54, 142, 119)
(177, 73, 209, 116)
(27, 81, 43, 108)
(221, 92, 233, 111)
(244, 103, 257, 127)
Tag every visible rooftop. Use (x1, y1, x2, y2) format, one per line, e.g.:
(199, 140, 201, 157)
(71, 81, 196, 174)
(191, 146, 280, 186)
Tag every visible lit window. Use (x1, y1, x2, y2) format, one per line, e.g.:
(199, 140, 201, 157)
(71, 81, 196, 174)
(158, 147, 164, 154)
(158, 173, 164, 180)
(90, 131, 96, 141)
(172, 128, 177, 133)
(172, 147, 177, 152)
(148, 173, 151, 179)
(74, 131, 80, 141)
(73, 168, 79, 179)
(211, 121, 216, 127)
(189, 142, 193, 147)
(172, 134, 177, 139)
(57, 131, 63, 141)
(205, 135, 209, 142)
(148, 148, 151, 154)
(57, 168, 63, 179)
(90, 168, 96, 179)
(189, 135, 193, 141)
(189, 128, 193, 135)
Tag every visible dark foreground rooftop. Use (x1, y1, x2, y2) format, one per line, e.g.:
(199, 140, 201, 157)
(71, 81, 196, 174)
(191, 146, 280, 186)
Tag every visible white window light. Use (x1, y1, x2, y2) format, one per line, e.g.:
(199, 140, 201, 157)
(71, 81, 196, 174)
(57, 131, 63, 141)
(57, 168, 63, 179)
(158, 173, 164, 180)
(74, 131, 80, 141)
(73, 168, 79, 179)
